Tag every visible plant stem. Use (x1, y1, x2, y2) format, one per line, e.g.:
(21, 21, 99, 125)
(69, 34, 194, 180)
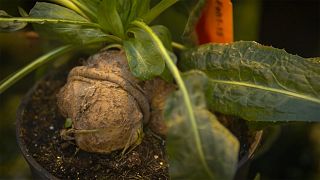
(0, 17, 101, 28)
(0, 39, 115, 94)
(131, 20, 213, 178)
(142, 0, 179, 24)
(0, 45, 73, 94)
(172, 41, 186, 50)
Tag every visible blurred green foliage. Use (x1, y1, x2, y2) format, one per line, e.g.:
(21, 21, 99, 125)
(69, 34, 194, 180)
(0, 32, 37, 179)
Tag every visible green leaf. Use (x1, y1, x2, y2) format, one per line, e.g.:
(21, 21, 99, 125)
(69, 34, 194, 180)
(97, 0, 150, 38)
(0, 45, 74, 94)
(18, 7, 28, 17)
(98, 0, 124, 38)
(151, 25, 175, 81)
(69, 0, 101, 21)
(180, 0, 206, 41)
(44, 0, 93, 20)
(30, 2, 109, 44)
(123, 27, 165, 80)
(159, 51, 176, 82)
(64, 118, 73, 128)
(151, 25, 173, 51)
(143, 0, 178, 24)
(119, 0, 150, 27)
(0, 10, 27, 32)
(0, 16, 123, 43)
(136, 0, 150, 18)
(165, 70, 239, 180)
(132, 21, 239, 179)
(0, 38, 109, 94)
(179, 41, 320, 122)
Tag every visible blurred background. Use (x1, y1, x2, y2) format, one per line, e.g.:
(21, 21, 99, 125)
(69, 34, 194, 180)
(0, 0, 319, 179)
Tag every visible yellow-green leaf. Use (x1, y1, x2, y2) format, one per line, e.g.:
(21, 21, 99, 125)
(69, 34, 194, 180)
(165, 70, 239, 180)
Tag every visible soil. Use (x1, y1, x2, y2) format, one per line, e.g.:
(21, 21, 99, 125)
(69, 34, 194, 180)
(17, 67, 258, 180)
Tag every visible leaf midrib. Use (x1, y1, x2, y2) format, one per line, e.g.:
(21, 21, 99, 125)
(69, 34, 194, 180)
(210, 79, 320, 104)
(0, 17, 100, 28)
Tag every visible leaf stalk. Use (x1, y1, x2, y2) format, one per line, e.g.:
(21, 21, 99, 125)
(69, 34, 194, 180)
(0, 39, 115, 94)
(0, 45, 73, 94)
(142, 0, 179, 24)
(0, 17, 101, 28)
(131, 20, 213, 178)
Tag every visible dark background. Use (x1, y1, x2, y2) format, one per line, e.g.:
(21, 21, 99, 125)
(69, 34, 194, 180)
(0, 0, 319, 179)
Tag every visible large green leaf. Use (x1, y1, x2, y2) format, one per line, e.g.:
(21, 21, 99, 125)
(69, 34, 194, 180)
(123, 26, 166, 80)
(30, 2, 109, 44)
(179, 41, 320, 122)
(165, 70, 239, 180)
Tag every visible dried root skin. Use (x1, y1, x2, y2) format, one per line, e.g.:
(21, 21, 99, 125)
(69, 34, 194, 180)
(68, 67, 150, 123)
(144, 78, 176, 138)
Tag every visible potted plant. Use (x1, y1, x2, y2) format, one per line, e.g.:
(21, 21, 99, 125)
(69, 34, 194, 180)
(1, 0, 319, 179)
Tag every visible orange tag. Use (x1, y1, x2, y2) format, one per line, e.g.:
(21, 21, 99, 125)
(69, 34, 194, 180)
(196, 0, 233, 44)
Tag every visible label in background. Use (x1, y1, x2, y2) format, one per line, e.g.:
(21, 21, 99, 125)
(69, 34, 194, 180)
(196, 0, 233, 44)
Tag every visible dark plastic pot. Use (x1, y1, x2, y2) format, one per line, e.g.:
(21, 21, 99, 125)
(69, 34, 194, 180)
(16, 74, 59, 180)
(16, 72, 263, 179)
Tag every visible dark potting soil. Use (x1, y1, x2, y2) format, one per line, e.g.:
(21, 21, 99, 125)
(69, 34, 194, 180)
(18, 69, 256, 180)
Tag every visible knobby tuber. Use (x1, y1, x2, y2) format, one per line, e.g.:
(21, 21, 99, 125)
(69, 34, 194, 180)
(57, 50, 149, 153)
(57, 50, 174, 154)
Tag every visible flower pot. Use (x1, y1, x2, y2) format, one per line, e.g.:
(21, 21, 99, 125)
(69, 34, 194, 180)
(16, 69, 263, 179)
